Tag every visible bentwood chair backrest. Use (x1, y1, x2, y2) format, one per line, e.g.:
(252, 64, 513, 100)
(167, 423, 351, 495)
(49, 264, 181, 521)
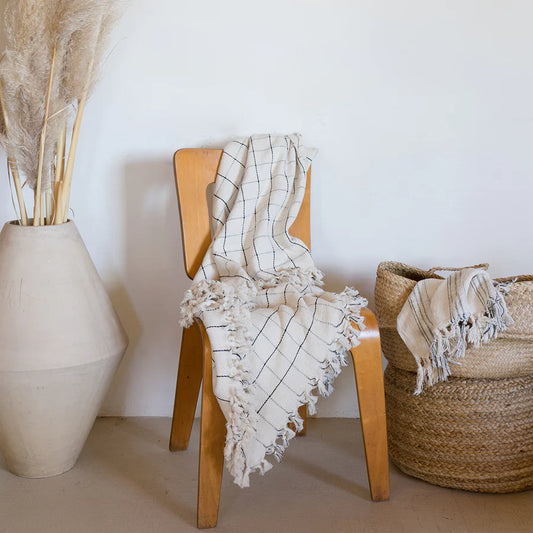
(173, 149, 311, 279)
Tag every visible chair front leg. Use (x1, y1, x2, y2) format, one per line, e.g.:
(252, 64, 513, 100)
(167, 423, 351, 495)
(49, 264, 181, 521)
(351, 308, 390, 502)
(169, 322, 203, 451)
(197, 320, 226, 529)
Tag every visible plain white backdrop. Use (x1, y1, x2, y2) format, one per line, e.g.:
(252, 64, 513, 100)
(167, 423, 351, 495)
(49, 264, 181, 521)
(0, 0, 532, 416)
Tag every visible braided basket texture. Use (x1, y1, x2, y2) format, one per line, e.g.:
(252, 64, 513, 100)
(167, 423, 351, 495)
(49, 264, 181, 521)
(376, 261, 533, 493)
(385, 365, 533, 493)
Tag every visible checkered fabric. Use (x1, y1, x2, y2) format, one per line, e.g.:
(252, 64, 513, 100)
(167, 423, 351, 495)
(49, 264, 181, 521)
(180, 134, 366, 487)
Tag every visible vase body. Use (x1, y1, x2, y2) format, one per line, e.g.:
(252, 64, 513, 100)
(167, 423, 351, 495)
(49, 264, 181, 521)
(0, 221, 128, 477)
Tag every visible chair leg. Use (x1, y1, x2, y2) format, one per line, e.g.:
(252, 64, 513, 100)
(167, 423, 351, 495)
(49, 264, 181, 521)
(169, 323, 203, 451)
(350, 308, 390, 502)
(197, 322, 226, 529)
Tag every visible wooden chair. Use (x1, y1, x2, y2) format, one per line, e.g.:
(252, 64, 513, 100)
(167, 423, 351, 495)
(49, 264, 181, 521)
(169, 149, 390, 528)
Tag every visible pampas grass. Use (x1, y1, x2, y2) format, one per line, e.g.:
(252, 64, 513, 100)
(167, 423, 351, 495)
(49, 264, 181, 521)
(0, 0, 119, 225)
(0, 81, 5, 138)
(0, 74, 29, 225)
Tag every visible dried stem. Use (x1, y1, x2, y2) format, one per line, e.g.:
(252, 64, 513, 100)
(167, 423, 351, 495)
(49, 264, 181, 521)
(7, 158, 28, 225)
(40, 193, 45, 225)
(57, 93, 86, 223)
(33, 45, 57, 226)
(52, 121, 66, 223)
(45, 188, 52, 225)
(57, 51, 96, 223)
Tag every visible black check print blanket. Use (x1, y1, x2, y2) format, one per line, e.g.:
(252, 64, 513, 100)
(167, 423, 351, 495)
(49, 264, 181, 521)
(180, 134, 366, 487)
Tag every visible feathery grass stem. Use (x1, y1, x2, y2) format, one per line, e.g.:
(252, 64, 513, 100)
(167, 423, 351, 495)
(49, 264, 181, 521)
(33, 45, 57, 226)
(0, 78, 28, 225)
(52, 121, 67, 223)
(8, 158, 28, 225)
(40, 193, 45, 225)
(58, 93, 86, 223)
(46, 188, 52, 225)
(2, 1, 119, 224)
(58, 48, 96, 223)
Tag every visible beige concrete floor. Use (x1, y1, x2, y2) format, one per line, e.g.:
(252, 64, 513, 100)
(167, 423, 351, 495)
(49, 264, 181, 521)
(0, 417, 531, 533)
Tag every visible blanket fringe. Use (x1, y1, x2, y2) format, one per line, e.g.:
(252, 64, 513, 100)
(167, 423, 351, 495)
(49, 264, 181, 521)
(179, 270, 367, 487)
(415, 281, 514, 394)
(257, 267, 324, 292)
(180, 276, 260, 488)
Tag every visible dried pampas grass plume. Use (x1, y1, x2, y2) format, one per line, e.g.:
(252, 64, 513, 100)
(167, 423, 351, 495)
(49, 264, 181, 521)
(0, 0, 120, 225)
(0, 87, 5, 139)
(0, 64, 29, 225)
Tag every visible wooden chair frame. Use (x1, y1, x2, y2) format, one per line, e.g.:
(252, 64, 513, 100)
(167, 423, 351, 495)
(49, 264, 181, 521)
(169, 149, 389, 528)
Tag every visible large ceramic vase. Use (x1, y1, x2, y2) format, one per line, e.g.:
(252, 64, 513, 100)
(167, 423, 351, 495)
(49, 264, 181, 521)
(0, 220, 128, 477)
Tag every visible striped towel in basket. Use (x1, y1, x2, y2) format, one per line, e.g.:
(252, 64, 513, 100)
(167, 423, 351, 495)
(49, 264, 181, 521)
(397, 266, 513, 394)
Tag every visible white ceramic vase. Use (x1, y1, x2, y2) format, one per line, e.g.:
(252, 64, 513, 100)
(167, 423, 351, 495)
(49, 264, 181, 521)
(0, 220, 128, 477)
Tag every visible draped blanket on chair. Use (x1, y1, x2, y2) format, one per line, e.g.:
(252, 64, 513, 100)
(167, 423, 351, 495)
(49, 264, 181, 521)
(180, 134, 366, 487)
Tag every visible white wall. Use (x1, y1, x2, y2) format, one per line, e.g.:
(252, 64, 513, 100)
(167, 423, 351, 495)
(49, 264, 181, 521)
(1, 0, 532, 417)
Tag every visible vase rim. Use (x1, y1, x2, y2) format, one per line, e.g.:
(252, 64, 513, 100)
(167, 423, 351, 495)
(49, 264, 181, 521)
(7, 219, 74, 229)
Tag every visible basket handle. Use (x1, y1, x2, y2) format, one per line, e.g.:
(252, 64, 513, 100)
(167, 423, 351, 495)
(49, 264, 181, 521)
(428, 263, 489, 275)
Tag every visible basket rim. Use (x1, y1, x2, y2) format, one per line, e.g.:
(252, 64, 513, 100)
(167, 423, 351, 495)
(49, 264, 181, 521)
(377, 261, 533, 284)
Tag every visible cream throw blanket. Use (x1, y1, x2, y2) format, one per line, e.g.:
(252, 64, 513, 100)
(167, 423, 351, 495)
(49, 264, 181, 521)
(397, 266, 513, 394)
(180, 134, 366, 487)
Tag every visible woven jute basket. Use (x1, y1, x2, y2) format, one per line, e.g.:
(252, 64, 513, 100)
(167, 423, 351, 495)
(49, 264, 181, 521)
(385, 365, 533, 493)
(376, 261, 533, 378)
(375, 261, 533, 493)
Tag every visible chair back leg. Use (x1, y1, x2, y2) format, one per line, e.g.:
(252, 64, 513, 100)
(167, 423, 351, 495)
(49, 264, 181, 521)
(169, 323, 204, 451)
(351, 309, 390, 501)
